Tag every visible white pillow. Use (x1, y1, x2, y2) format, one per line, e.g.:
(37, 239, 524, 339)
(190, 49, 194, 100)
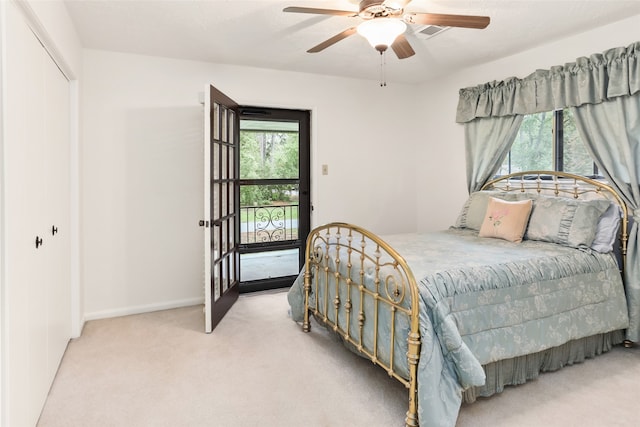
(590, 203, 622, 253)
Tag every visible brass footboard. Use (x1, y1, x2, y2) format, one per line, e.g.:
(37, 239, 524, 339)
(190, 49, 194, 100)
(302, 223, 421, 427)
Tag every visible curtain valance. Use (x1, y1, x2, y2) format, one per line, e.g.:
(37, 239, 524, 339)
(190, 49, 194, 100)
(456, 41, 640, 123)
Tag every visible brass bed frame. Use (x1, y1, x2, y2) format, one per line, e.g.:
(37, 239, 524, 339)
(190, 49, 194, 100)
(300, 171, 629, 427)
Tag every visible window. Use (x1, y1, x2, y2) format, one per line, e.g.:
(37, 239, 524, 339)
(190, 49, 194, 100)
(498, 109, 599, 177)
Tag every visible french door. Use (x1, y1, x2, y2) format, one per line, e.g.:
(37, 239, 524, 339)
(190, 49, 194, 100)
(203, 85, 240, 333)
(203, 87, 311, 331)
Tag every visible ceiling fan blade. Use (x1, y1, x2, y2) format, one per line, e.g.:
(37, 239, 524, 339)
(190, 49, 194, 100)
(307, 27, 358, 53)
(283, 6, 356, 17)
(391, 34, 415, 59)
(404, 12, 490, 29)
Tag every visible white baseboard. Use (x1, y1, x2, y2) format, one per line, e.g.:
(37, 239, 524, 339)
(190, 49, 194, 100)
(71, 316, 85, 339)
(84, 297, 204, 322)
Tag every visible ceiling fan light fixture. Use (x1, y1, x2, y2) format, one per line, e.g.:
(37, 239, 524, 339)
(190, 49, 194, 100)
(357, 18, 406, 52)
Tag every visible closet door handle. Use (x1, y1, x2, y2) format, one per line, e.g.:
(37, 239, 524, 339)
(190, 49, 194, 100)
(52, 225, 58, 236)
(35, 236, 43, 248)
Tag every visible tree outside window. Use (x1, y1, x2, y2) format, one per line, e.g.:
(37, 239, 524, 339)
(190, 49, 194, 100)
(498, 109, 597, 177)
(239, 126, 299, 206)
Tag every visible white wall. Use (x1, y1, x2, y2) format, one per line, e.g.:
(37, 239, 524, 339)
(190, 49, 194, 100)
(414, 15, 640, 232)
(81, 10, 639, 321)
(81, 50, 419, 319)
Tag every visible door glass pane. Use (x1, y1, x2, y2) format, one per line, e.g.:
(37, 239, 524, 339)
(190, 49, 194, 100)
(240, 249, 300, 282)
(221, 258, 228, 292)
(213, 103, 219, 140)
(240, 184, 299, 244)
(213, 143, 220, 180)
(229, 254, 238, 283)
(221, 107, 228, 143)
(229, 182, 235, 216)
(225, 257, 230, 291)
(239, 120, 299, 179)
(229, 110, 235, 145)
(213, 263, 220, 300)
(212, 230, 219, 261)
(222, 221, 228, 253)
(221, 183, 228, 217)
(222, 144, 228, 181)
(229, 146, 236, 180)
(229, 216, 235, 247)
(213, 184, 220, 222)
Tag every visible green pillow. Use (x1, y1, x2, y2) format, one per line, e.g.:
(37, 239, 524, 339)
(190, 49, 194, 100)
(524, 196, 610, 249)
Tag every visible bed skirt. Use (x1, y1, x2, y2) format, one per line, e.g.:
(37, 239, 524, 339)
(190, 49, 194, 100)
(463, 330, 625, 403)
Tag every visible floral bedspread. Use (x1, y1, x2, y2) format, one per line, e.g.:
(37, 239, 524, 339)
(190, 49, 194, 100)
(288, 228, 629, 427)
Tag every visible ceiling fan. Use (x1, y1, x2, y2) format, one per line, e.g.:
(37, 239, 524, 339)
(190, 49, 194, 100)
(283, 0, 490, 59)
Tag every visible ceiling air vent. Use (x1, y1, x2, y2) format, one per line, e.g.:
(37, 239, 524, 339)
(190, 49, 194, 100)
(414, 25, 450, 40)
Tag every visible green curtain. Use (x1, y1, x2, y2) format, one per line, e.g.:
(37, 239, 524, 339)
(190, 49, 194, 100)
(571, 94, 640, 341)
(456, 41, 640, 123)
(465, 115, 523, 192)
(456, 40, 640, 342)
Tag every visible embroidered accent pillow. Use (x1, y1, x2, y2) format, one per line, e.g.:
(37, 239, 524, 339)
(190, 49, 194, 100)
(478, 197, 533, 243)
(455, 191, 524, 231)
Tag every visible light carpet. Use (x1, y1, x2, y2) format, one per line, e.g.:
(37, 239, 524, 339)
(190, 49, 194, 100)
(38, 290, 640, 427)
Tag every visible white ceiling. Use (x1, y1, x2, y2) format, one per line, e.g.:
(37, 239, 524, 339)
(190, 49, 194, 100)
(63, 0, 640, 84)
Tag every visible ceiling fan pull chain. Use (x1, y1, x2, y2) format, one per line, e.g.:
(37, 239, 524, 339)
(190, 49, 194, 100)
(380, 51, 387, 87)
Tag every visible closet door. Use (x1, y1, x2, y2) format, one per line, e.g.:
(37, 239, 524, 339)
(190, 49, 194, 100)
(4, 4, 48, 424)
(42, 38, 72, 385)
(3, 2, 71, 425)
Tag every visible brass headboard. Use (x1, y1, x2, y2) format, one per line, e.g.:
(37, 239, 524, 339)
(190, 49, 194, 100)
(482, 171, 629, 264)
